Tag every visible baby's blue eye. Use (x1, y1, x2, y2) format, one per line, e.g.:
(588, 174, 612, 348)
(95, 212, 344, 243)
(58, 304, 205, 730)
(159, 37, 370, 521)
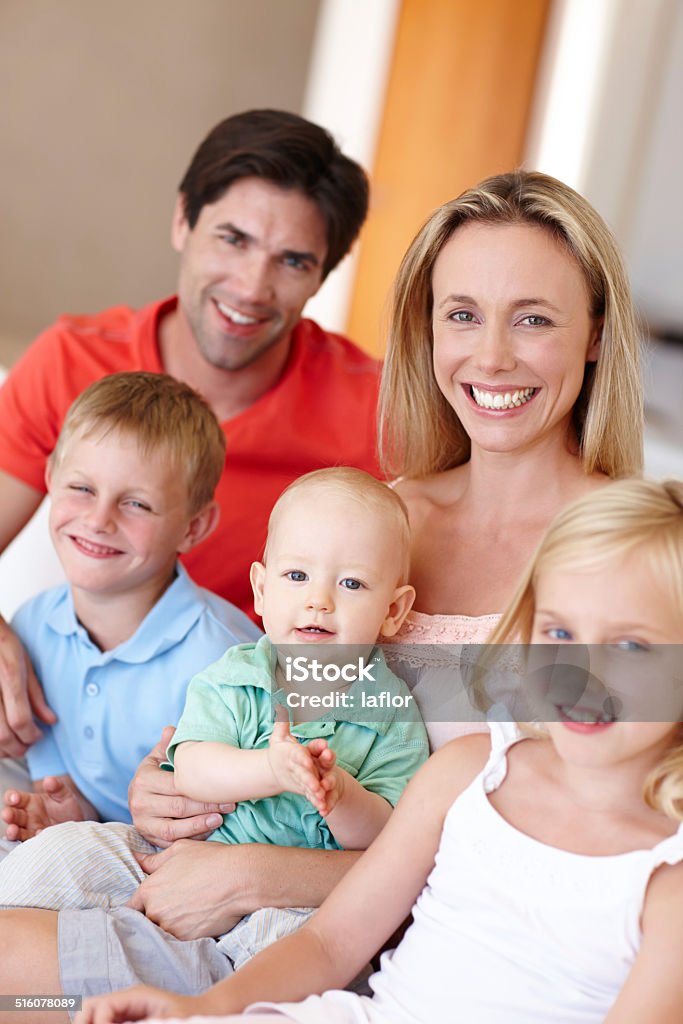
(286, 571, 307, 583)
(340, 578, 362, 591)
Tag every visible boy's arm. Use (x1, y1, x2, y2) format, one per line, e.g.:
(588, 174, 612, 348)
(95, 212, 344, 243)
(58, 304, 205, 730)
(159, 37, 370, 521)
(2, 774, 99, 840)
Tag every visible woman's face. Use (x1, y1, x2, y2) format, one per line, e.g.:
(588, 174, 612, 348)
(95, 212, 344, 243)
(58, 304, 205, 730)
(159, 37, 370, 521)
(431, 221, 601, 459)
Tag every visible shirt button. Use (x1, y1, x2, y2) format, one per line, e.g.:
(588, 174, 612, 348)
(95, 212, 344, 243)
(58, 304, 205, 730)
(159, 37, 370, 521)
(84, 726, 94, 739)
(86, 683, 99, 696)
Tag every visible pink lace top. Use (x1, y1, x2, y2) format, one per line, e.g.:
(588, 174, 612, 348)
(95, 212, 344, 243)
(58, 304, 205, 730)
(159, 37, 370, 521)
(392, 609, 501, 645)
(379, 611, 508, 749)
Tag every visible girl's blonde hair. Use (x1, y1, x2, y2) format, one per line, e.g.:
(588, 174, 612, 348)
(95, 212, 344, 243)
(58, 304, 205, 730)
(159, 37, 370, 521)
(491, 478, 683, 820)
(378, 170, 643, 481)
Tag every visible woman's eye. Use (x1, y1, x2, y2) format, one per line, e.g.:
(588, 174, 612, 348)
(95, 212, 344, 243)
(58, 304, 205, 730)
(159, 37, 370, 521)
(340, 578, 363, 591)
(449, 310, 475, 323)
(286, 571, 307, 582)
(520, 315, 551, 327)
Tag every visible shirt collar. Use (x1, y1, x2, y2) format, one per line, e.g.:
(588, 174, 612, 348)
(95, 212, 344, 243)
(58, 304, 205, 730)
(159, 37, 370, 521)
(222, 635, 401, 736)
(46, 563, 208, 664)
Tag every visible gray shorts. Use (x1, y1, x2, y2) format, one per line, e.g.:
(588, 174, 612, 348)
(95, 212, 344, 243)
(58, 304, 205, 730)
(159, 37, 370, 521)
(58, 906, 236, 998)
(58, 902, 315, 998)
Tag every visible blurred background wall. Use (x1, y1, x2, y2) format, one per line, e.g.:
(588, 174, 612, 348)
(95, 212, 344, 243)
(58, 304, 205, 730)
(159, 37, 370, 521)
(0, 0, 319, 359)
(1, 0, 681, 471)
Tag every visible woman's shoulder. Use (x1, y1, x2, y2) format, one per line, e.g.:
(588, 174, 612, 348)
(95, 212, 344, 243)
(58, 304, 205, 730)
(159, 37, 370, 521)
(394, 466, 468, 518)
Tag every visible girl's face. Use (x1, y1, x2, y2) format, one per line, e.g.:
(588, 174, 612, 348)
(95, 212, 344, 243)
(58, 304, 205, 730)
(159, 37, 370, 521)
(431, 222, 601, 459)
(528, 551, 683, 765)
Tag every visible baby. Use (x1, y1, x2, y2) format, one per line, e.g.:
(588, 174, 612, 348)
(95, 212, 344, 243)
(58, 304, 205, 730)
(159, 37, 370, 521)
(0, 468, 428, 972)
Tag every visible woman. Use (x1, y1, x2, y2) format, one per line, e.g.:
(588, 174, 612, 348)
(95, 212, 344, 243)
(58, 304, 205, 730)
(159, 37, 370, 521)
(379, 170, 642, 739)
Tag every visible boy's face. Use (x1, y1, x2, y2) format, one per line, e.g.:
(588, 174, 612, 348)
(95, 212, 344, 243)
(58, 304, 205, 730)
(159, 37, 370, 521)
(250, 489, 414, 647)
(47, 428, 207, 601)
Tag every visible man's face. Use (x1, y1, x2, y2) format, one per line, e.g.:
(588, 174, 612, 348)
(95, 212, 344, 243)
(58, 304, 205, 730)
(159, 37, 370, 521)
(172, 177, 328, 372)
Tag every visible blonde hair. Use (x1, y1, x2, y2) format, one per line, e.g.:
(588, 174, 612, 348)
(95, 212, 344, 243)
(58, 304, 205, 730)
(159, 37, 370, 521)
(379, 169, 643, 480)
(491, 478, 683, 821)
(265, 467, 411, 583)
(52, 372, 226, 515)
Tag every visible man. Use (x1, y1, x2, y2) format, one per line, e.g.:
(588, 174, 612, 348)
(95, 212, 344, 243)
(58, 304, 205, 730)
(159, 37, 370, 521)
(0, 109, 379, 759)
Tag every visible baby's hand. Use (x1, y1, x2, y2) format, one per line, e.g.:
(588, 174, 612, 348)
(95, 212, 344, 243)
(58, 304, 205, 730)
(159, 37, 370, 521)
(267, 721, 328, 813)
(308, 739, 344, 816)
(1, 776, 87, 841)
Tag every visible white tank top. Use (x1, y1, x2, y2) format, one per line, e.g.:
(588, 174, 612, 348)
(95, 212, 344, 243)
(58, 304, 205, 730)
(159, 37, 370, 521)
(367, 723, 683, 1023)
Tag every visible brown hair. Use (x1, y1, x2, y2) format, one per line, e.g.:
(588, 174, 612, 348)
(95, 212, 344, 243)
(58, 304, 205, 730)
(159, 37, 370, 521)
(178, 109, 369, 279)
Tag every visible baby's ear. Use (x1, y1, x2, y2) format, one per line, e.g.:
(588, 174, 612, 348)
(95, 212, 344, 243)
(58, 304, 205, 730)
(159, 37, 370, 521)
(177, 501, 220, 553)
(250, 561, 266, 616)
(380, 584, 416, 638)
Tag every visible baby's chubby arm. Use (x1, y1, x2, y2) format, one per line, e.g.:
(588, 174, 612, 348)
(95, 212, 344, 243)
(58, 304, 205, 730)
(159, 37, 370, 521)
(2, 774, 98, 840)
(171, 721, 330, 812)
(309, 740, 392, 849)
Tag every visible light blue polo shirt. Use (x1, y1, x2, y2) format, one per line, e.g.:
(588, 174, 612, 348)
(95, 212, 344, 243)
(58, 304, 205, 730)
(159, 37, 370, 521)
(167, 636, 429, 851)
(13, 564, 260, 823)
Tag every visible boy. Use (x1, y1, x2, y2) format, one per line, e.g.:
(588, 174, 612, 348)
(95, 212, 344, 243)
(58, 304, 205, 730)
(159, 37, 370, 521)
(0, 371, 259, 837)
(0, 469, 428, 974)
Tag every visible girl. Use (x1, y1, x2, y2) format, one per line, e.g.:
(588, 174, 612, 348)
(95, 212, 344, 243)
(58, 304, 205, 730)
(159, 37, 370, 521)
(77, 478, 683, 1024)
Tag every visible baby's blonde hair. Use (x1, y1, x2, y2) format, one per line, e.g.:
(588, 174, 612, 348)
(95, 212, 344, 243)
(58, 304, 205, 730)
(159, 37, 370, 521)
(265, 467, 411, 583)
(51, 372, 226, 515)
(491, 478, 683, 820)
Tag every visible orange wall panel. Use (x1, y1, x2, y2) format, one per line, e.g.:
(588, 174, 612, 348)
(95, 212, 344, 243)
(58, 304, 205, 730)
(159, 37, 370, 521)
(348, 0, 550, 355)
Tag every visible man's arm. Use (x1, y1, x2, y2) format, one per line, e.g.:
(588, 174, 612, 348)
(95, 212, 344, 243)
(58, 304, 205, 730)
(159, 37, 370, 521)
(127, 840, 364, 940)
(0, 470, 56, 755)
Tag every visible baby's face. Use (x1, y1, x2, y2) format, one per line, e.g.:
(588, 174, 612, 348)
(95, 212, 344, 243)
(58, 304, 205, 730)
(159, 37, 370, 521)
(251, 489, 412, 648)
